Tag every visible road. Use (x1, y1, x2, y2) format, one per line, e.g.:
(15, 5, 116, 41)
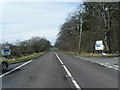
(2, 50, 119, 90)
(76, 56, 118, 71)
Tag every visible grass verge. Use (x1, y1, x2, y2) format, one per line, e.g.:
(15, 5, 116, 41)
(59, 50, 119, 57)
(4, 52, 46, 64)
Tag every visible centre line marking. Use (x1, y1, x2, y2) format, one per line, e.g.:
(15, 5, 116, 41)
(54, 52, 81, 90)
(0, 60, 33, 78)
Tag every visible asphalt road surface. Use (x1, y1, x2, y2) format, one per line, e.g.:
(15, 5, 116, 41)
(2, 50, 119, 89)
(78, 56, 118, 70)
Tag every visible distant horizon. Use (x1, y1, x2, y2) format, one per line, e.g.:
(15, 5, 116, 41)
(0, 2, 81, 45)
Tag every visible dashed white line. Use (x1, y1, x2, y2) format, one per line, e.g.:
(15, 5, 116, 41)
(103, 64, 109, 67)
(73, 55, 119, 71)
(114, 68, 119, 71)
(94, 62, 119, 71)
(54, 52, 81, 90)
(114, 65, 118, 68)
(107, 66, 113, 68)
(0, 60, 33, 78)
(100, 63, 104, 66)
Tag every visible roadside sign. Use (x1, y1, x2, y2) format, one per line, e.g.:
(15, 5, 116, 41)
(95, 40, 104, 50)
(2, 49, 11, 56)
(96, 40, 103, 45)
(2, 45, 10, 49)
(95, 45, 100, 47)
(95, 44, 104, 50)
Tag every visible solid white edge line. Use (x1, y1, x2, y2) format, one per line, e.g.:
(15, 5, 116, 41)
(54, 52, 81, 90)
(0, 60, 33, 78)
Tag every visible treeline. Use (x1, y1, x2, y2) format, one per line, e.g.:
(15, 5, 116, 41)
(55, 2, 119, 54)
(2, 37, 51, 57)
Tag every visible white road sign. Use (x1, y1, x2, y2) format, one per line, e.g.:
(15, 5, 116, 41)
(2, 45, 10, 49)
(96, 40, 103, 45)
(2, 49, 11, 56)
(95, 44, 104, 50)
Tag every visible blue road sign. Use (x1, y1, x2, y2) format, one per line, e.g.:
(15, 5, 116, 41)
(2, 49, 11, 56)
(95, 45, 100, 47)
(4, 49, 10, 52)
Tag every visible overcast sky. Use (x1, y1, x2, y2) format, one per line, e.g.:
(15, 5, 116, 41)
(0, 2, 80, 45)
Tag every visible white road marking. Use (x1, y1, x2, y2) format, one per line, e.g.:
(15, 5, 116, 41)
(75, 53, 119, 71)
(103, 64, 109, 67)
(114, 65, 118, 68)
(75, 57, 120, 71)
(54, 52, 81, 90)
(107, 66, 113, 68)
(55, 53, 64, 65)
(100, 63, 104, 66)
(114, 68, 119, 71)
(0, 60, 33, 78)
(73, 55, 119, 71)
(96, 62, 119, 71)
